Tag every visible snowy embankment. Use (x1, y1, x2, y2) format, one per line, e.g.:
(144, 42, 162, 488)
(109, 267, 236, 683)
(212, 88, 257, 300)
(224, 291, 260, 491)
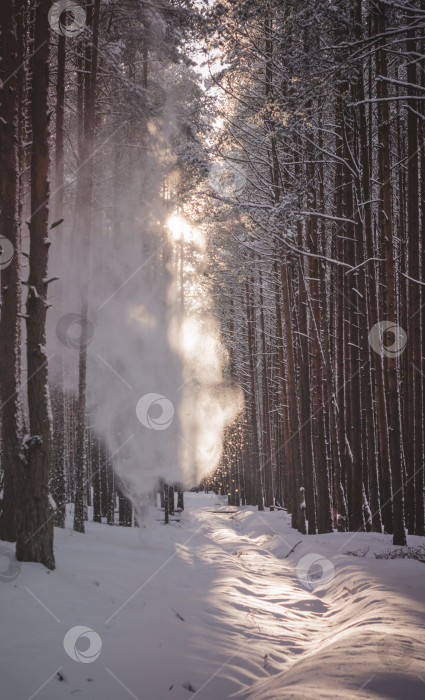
(0, 492, 424, 700)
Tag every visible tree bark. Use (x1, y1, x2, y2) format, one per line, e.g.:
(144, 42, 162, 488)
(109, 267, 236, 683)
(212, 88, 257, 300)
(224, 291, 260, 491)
(73, 0, 100, 533)
(16, 0, 55, 568)
(0, 0, 22, 542)
(375, 2, 406, 546)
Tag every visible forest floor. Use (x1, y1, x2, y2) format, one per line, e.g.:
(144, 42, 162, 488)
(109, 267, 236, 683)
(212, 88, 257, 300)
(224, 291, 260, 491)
(0, 492, 424, 700)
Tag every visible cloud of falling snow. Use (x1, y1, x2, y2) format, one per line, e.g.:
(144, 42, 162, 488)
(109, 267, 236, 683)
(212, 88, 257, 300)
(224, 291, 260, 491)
(46, 64, 243, 520)
(83, 218, 242, 518)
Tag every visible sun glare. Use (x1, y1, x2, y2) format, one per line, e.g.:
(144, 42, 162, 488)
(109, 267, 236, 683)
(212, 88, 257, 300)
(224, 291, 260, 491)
(167, 214, 186, 241)
(167, 213, 204, 248)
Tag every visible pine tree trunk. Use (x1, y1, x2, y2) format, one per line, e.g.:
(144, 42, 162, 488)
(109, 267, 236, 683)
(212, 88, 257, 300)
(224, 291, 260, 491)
(164, 484, 169, 524)
(51, 387, 66, 527)
(92, 440, 102, 523)
(305, 142, 333, 534)
(0, 0, 23, 543)
(50, 31, 66, 528)
(246, 278, 264, 510)
(177, 489, 184, 511)
(406, 18, 423, 536)
(354, 2, 382, 531)
(16, 0, 55, 569)
(168, 486, 175, 516)
(280, 257, 304, 531)
(258, 268, 273, 506)
(375, 2, 406, 546)
(73, 0, 100, 533)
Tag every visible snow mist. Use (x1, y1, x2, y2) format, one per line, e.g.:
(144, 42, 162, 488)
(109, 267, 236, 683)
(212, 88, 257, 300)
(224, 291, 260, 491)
(91, 221, 241, 516)
(48, 92, 242, 519)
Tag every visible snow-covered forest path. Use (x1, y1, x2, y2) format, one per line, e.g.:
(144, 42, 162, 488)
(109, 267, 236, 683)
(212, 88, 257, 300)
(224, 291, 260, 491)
(1, 493, 424, 700)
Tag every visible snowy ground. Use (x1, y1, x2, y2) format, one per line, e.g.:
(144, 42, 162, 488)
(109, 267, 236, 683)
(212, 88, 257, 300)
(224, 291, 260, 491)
(0, 492, 424, 700)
